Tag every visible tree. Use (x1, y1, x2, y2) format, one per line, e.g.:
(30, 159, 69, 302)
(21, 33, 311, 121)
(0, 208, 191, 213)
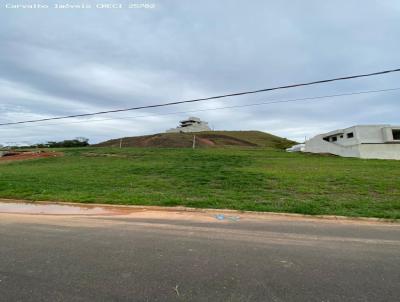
(38, 138, 90, 148)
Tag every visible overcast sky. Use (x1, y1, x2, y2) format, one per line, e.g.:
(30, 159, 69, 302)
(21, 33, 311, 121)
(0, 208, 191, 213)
(0, 0, 399, 145)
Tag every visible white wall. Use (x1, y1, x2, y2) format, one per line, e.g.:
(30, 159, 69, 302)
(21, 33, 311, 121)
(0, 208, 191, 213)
(304, 135, 361, 157)
(166, 123, 211, 133)
(304, 130, 400, 160)
(354, 126, 388, 144)
(358, 144, 400, 160)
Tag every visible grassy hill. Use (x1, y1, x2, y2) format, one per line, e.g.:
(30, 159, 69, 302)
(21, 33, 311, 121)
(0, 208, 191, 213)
(96, 131, 296, 149)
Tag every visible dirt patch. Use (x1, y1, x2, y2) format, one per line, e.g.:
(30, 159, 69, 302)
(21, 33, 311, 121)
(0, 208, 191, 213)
(197, 134, 258, 146)
(0, 201, 127, 215)
(82, 152, 128, 158)
(196, 137, 215, 146)
(0, 151, 62, 162)
(0, 199, 397, 225)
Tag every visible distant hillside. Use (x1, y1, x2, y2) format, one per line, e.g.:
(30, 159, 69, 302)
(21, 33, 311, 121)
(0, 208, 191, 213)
(95, 131, 296, 149)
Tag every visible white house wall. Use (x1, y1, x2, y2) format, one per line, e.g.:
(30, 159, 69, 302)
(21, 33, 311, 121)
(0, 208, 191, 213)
(354, 126, 388, 144)
(303, 125, 400, 160)
(358, 144, 400, 160)
(166, 123, 210, 133)
(340, 127, 359, 146)
(304, 136, 361, 157)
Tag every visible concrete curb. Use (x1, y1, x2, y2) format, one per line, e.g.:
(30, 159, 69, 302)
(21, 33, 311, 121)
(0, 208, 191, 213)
(0, 198, 398, 224)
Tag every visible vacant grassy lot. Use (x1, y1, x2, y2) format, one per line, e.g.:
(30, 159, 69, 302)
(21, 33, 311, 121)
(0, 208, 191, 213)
(0, 147, 399, 218)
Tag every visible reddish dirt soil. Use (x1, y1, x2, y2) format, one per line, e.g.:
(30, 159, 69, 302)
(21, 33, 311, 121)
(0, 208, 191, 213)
(0, 151, 62, 162)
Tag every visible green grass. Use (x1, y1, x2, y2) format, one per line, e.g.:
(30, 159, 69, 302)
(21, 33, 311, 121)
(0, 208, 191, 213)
(200, 130, 295, 148)
(0, 147, 399, 219)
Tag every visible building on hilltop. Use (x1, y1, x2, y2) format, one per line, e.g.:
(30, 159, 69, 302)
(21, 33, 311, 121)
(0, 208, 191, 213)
(166, 117, 211, 133)
(290, 125, 400, 160)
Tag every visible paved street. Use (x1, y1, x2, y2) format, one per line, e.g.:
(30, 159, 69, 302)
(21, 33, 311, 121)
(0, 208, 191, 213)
(0, 205, 399, 301)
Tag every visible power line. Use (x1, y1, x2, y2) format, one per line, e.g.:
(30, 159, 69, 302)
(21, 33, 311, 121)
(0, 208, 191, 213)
(1, 87, 399, 131)
(1, 67, 400, 126)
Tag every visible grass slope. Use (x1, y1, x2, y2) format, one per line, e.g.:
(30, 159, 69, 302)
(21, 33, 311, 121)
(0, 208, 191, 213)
(0, 147, 399, 219)
(96, 131, 295, 149)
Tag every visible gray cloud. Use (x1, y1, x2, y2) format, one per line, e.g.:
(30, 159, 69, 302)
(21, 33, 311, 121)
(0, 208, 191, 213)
(0, 0, 399, 145)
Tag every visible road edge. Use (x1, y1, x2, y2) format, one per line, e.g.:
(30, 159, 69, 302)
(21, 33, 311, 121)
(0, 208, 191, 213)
(0, 198, 398, 224)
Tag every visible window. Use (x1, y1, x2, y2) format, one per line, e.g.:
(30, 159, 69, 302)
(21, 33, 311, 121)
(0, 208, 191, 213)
(339, 135, 343, 139)
(331, 136, 337, 142)
(347, 132, 354, 138)
(323, 137, 329, 141)
(393, 129, 400, 140)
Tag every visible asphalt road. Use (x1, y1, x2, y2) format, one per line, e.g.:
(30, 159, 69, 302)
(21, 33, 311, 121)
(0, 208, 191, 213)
(0, 207, 399, 302)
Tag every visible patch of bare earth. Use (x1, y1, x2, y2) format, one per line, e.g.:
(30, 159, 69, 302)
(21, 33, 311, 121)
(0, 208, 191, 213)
(0, 151, 62, 162)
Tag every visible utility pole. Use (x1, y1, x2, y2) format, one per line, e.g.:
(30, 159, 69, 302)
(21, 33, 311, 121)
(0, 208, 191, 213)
(192, 135, 196, 149)
(119, 138, 122, 148)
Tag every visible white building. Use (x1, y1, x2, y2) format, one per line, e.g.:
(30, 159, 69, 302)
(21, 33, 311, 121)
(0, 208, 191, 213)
(166, 117, 211, 133)
(303, 125, 400, 160)
(286, 144, 305, 152)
